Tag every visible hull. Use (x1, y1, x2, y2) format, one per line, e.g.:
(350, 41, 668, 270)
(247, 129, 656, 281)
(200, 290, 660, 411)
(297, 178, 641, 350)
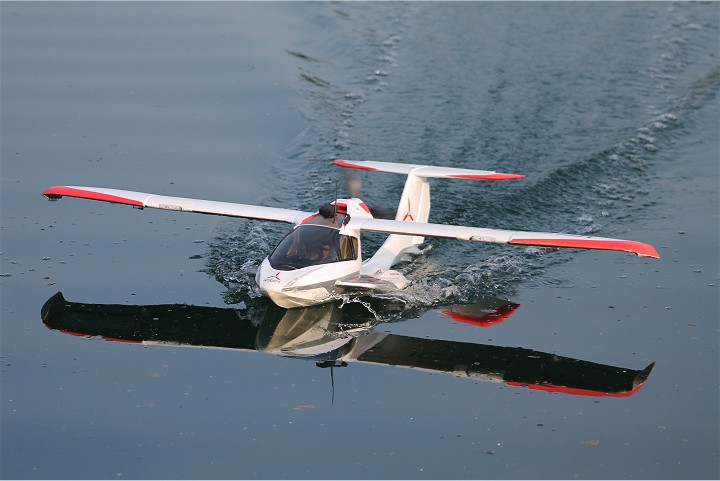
(256, 257, 360, 308)
(261, 280, 340, 308)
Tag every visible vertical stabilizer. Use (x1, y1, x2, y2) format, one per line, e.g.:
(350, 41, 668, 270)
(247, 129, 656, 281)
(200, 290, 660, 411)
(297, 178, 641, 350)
(362, 170, 430, 274)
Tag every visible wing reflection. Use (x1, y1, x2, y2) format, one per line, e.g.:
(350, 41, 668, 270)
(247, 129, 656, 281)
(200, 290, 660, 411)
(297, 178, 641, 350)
(41, 292, 654, 397)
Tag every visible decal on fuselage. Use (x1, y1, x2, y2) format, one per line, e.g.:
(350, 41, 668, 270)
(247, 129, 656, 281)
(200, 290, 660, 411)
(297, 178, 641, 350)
(263, 272, 281, 283)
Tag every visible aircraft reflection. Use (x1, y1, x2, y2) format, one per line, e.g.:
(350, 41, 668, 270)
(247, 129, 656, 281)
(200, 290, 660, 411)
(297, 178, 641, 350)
(41, 292, 654, 397)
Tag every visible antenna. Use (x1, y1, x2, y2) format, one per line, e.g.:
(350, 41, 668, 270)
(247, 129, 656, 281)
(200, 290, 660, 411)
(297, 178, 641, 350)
(331, 364, 335, 406)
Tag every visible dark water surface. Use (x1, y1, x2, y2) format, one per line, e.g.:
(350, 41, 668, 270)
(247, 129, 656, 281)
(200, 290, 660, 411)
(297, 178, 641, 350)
(2, 2, 718, 479)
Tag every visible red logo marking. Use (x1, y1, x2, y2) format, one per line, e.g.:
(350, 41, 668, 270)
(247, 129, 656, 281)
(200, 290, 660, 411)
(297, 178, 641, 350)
(402, 198, 414, 221)
(264, 272, 281, 283)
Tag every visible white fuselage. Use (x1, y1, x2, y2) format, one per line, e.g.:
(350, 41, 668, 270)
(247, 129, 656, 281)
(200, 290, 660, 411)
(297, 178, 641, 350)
(253, 197, 420, 308)
(254, 206, 366, 308)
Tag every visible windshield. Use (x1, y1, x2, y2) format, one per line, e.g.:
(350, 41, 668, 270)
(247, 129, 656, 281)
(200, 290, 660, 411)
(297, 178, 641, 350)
(268, 225, 358, 270)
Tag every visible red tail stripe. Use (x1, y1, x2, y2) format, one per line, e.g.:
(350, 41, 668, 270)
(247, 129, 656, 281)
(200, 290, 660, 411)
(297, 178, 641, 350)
(334, 159, 378, 171)
(448, 173, 525, 180)
(441, 303, 520, 327)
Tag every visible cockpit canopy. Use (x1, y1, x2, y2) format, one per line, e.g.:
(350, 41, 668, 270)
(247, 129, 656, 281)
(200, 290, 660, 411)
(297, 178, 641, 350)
(268, 225, 358, 271)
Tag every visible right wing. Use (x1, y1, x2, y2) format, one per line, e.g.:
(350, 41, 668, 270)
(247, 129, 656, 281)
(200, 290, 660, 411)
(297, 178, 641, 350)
(42, 186, 315, 225)
(351, 217, 660, 258)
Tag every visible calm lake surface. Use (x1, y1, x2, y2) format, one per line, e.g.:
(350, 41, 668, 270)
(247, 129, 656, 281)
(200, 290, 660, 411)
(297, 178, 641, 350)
(2, 2, 718, 479)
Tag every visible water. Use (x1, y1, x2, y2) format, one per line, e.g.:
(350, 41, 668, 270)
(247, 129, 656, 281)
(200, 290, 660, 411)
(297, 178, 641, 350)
(2, 2, 718, 479)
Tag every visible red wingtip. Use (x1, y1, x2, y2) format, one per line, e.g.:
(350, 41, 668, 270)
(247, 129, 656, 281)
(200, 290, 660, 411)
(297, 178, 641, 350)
(509, 238, 660, 258)
(42, 186, 143, 207)
(43, 186, 65, 199)
(634, 243, 661, 259)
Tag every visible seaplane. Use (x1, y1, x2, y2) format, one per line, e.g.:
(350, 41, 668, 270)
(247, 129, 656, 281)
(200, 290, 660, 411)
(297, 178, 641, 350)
(43, 159, 660, 308)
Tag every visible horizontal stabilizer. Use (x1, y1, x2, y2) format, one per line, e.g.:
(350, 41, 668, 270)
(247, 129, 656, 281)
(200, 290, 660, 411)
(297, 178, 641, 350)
(441, 297, 521, 328)
(42, 186, 315, 225)
(335, 159, 524, 180)
(351, 218, 660, 258)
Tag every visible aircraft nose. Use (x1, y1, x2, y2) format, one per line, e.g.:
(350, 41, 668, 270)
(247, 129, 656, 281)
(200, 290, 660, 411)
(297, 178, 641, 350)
(258, 267, 283, 294)
(258, 261, 302, 295)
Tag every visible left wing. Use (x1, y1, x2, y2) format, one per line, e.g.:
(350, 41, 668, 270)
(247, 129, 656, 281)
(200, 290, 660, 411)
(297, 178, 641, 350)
(351, 217, 660, 258)
(42, 186, 315, 225)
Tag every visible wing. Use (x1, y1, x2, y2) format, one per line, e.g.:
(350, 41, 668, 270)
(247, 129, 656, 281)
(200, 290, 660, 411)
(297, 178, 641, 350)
(351, 218, 660, 258)
(335, 159, 525, 180)
(42, 186, 315, 225)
